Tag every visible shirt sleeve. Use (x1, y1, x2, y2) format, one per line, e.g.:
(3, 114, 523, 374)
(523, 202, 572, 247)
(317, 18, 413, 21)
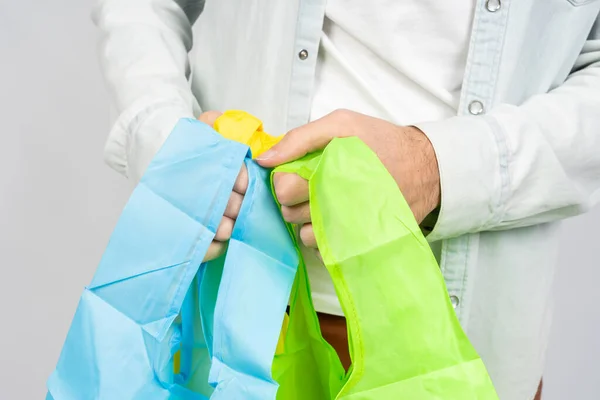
(416, 16, 600, 242)
(92, 0, 205, 182)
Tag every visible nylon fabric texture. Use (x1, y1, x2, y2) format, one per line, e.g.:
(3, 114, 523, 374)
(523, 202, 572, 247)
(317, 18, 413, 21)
(47, 110, 497, 399)
(213, 110, 283, 159)
(271, 139, 499, 399)
(46, 116, 298, 400)
(216, 111, 499, 399)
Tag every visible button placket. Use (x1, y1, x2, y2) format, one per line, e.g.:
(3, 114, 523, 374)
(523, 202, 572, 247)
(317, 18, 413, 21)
(486, 0, 501, 12)
(441, 0, 509, 328)
(285, 0, 327, 130)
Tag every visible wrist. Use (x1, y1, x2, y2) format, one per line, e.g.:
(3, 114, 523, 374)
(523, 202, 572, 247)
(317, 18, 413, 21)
(408, 125, 441, 206)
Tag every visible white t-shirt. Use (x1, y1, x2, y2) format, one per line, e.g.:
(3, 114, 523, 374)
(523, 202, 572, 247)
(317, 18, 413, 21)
(307, 1, 475, 316)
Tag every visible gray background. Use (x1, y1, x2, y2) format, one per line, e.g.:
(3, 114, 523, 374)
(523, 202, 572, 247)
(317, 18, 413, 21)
(0, 2, 598, 399)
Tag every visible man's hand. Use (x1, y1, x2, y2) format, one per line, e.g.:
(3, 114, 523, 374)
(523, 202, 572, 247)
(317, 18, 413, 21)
(198, 111, 249, 261)
(257, 109, 441, 249)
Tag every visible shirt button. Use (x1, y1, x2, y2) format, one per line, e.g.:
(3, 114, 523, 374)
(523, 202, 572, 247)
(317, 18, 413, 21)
(468, 100, 485, 115)
(298, 49, 309, 60)
(486, 0, 501, 12)
(450, 295, 460, 309)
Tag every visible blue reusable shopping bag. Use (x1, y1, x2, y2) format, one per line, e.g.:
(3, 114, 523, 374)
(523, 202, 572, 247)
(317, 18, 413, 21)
(46, 118, 298, 399)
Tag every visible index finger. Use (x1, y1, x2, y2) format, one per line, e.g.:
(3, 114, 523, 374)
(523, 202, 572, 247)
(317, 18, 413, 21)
(256, 113, 343, 167)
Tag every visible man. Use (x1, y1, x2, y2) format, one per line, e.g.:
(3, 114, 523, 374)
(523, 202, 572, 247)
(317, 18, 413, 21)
(93, 1, 600, 399)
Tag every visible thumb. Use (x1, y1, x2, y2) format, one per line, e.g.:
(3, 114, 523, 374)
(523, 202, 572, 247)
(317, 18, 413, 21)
(256, 117, 337, 167)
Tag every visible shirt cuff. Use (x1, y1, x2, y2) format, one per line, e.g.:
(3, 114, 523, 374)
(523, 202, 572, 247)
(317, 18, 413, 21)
(104, 98, 196, 182)
(414, 115, 509, 242)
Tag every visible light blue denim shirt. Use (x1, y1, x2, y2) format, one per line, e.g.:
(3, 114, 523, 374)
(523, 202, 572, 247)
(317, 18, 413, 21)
(93, 1, 600, 399)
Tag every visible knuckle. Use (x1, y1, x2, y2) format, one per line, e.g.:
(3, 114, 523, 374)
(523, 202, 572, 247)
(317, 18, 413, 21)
(299, 228, 308, 242)
(233, 165, 249, 195)
(276, 189, 290, 206)
(215, 217, 233, 241)
(225, 193, 242, 217)
(285, 127, 301, 138)
(331, 108, 353, 122)
(274, 175, 294, 205)
(301, 204, 311, 221)
(225, 195, 234, 212)
(238, 164, 249, 182)
(232, 191, 244, 208)
(280, 206, 293, 222)
(299, 224, 314, 246)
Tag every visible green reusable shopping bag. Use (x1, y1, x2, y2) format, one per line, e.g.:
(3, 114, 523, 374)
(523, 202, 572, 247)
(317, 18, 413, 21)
(271, 137, 499, 399)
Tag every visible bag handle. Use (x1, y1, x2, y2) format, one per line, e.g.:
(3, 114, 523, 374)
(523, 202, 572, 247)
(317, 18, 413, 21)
(205, 112, 299, 399)
(46, 118, 249, 399)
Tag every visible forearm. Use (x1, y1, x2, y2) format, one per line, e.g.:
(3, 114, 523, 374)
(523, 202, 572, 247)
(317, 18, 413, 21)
(417, 41, 600, 240)
(92, 0, 204, 181)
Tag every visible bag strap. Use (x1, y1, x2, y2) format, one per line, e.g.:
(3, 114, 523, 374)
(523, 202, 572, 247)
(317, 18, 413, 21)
(137, 119, 248, 398)
(47, 118, 248, 399)
(279, 137, 498, 399)
(205, 112, 299, 399)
